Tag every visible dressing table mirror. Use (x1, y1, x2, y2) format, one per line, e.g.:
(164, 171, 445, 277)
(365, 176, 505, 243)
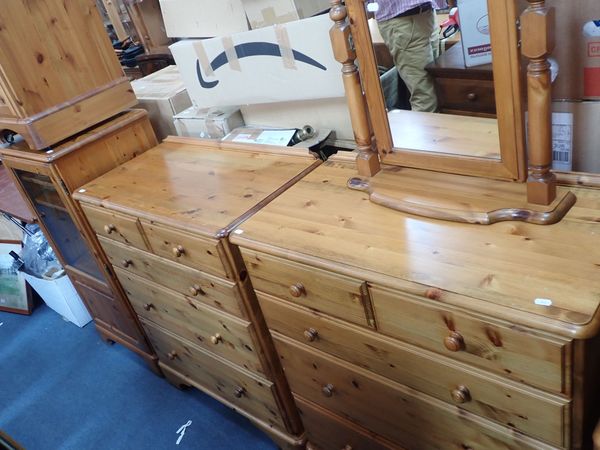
(330, 0, 581, 224)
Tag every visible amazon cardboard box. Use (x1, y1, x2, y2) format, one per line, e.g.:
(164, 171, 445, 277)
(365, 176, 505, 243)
(169, 14, 345, 109)
(242, 0, 330, 29)
(174, 106, 245, 139)
(131, 66, 192, 140)
(159, 0, 249, 38)
(241, 97, 354, 144)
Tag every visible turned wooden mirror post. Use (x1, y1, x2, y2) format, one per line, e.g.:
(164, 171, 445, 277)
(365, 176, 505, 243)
(521, 0, 557, 205)
(329, 0, 381, 177)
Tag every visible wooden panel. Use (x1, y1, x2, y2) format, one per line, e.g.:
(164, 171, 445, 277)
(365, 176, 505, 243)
(295, 396, 398, 450)
(274, 335, 558, 450)
(142, 319, 285, 430)
(259, 293, 568, 446)
(100, 237, 244, 317)
(242, 249, 371, 327)
(141, 220, 227, 278)
(0, 0, 124, 117)
(66, 267, 148, 351)
(82, 204, 149, 250)
(0, 81, 15, 117)
(117, 270, 263, 375)
(370, 286, 569, 394)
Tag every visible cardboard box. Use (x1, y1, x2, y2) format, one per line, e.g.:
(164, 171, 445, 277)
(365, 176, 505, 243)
(174, 106, 245, 139)
(518, 0, 600, 100)
(240, 97, 354, 144)
(23, 273, 92, 327)
(242, 0, 330, 29)
(457, 0, 492, 67)
(170, 14, 345, 109)
(159, 0, 249, 38)
(552, 101, 600, 173)
(131, 65, 192, 140)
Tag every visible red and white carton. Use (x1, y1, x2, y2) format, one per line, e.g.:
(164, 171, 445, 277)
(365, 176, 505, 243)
(584, 20, 600, 99)
(457, 0, 492, 67)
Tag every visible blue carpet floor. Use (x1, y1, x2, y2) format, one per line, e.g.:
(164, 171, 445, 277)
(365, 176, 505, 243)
(0, 304, 277, 450)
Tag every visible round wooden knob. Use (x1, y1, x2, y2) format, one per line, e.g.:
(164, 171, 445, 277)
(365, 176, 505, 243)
(451, 385, 471, 404)
(104, 224, 116, 234)
(167, 351, 178, 360)
(444, 331, 465, 352)
(189, 285, 205, 296)
(289, 283, 306, 298)
(233, 387, 246, 398)
(172, 245, 185, 257)
(143, 303, 154, 311)
(304, 328, 319, 342)
(210, 333, 222, 345)
(467, 92, 478, 101)
(322, 384, 334, 397)
(121, 259, 133, 268)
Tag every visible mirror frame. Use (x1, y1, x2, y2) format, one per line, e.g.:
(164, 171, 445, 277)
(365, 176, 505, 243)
(345, 0, 527, 181)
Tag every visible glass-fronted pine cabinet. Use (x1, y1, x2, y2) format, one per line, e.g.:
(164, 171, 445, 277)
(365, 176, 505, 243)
(0, 110, 160, 373)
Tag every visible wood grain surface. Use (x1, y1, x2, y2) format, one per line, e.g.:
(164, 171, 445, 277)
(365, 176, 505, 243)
(230, 160, 600, 338)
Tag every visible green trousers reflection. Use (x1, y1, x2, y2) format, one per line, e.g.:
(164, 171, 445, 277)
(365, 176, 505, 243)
(378, 9, 439, 112)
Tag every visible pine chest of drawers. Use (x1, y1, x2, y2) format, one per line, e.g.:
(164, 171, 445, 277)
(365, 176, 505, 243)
(74, 137, 322, 448)
(231, 160, 600, 450)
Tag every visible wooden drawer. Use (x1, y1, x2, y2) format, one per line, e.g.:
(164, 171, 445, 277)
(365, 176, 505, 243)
(242, 249, 372, 327)
(81, 204, 149, 250)
(141, 220, 227, 278)
(434, 77, 496, 115)
(100, 237, 244, 318)
(0, 82, 15, 117)
(117, 269, 263, 375)
(259, 293, 568, 446)
(274, 335, 558, 450)
(370, 286, 569, 394)
(142, 319, 285, 430)
(296, 396, 399, 450)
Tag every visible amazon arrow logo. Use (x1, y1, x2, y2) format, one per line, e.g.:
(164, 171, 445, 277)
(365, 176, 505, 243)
(196, 41, 327, 89)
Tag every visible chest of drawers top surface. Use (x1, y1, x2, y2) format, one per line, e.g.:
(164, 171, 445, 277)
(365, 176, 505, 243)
(230, 160, 600, 338)
(75, 138, 320, 238)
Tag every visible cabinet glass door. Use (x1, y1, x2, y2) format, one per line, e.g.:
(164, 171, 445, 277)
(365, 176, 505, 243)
(15, 170, 103, 280)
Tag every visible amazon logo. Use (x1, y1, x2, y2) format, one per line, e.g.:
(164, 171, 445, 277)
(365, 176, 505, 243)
(195, 41, 327, 89)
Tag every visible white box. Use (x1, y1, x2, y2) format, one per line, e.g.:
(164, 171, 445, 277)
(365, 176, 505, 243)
(131, 66, 192, 140)
(242, 0, 330, 29)
(241, 97, 354, 142)
(159, 0, 249, 38)
(457, 0, 492, 67)
(170, 14, 345, 109)
(23, 273, 92, 327)
(174, 106, 245, 139)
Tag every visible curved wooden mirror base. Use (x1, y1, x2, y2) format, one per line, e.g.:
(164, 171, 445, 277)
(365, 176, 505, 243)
(330, 0, 577, 225)
(348, 176, 576, 225)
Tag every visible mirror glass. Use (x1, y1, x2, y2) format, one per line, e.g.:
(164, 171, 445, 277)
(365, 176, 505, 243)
(368, 1, 501, 160)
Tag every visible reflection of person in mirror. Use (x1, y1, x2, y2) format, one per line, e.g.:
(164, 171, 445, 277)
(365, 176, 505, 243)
(372, 0, 455, 112)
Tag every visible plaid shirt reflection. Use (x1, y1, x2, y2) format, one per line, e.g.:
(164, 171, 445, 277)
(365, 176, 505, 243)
(372, 0, 448, 22)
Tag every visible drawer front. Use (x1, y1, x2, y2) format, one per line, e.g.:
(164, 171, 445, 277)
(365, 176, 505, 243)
(371, 286, 568, 394)
(275, 336, 557, 450)
(141, 220, 227, 278)
(142, 319, 284, 430)
(0, 81, 16, 117)
(435, 77, 496, 115)
(100, 237, 244, 318)
(259, 293, 567, 446)
(242, 249, 371, 327)
(296, 396, 398, 450)
(81, 204, 149, 250)
(117, 269, 263, 375)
